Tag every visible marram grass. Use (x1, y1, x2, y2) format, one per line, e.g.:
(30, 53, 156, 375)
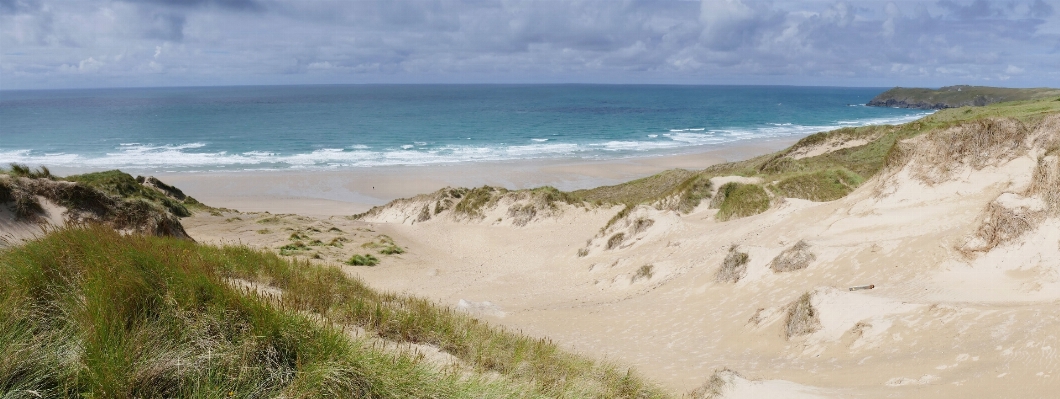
(0, 226, 669, 399)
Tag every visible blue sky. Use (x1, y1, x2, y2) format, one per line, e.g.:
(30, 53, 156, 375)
(2, 0, 1059, 89)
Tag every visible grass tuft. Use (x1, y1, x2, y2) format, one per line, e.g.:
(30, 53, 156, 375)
(785, 292, 821, 339)
(606, 233, 626, 250)
(346, 254, 380, 266)
(715, 183, 770, 221)
(685, 368, 739, 399)
(631, 264, 654, 283)
(768, 240, 816, 273)
(715, 246, 749, 283)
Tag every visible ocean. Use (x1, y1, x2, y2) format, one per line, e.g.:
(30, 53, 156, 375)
(0, 85, 930, 173)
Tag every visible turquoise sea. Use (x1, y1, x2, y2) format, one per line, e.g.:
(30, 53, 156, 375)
(0, 85, 930, 172)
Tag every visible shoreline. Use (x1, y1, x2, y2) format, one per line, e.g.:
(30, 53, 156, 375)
(140, 137, 798, 216)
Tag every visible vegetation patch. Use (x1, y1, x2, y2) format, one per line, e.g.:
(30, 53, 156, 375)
(769, 240, 817, 273)
(785, 292, 822, 339)
(715, 246, 749, 283)
(64, 170, 193, 217)
(346, 254, 380, 266)
(452, 186, 505, 219)
(0, 169, 190, 238)
(769, 169, 863, 202)
(905, 118, 1031, 185)
(606, 232, 626, 250)
(715, 183, 771, 221)
(1, 226, 581, 398)
(685, 368, 739, 399)
(0, 178, 44, 221)
(631, 217, 655, 235)
(631, 264, 655, 283)
(279, 241, 309, 255)
(361, 235, 405, 255)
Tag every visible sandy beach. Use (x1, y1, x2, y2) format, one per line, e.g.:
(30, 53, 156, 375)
(151, 138, 797, 216)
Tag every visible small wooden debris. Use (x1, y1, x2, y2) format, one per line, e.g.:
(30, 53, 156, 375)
(849, 284, 875, 291)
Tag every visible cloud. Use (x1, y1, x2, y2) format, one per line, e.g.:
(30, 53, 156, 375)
(1, 0, 1058, 89)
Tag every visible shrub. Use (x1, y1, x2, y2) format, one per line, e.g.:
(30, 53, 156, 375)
(607, 233, 626, 250)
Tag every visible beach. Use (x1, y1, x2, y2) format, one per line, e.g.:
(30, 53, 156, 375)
(150, 137, 798, 215)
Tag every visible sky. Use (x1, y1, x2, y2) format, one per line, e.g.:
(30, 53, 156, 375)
(2, 0, 1059, 90)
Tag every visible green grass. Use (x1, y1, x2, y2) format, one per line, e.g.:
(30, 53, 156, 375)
(0, 227, 531, 398)
(362, 235, 405, 255)
(0, 227, 669, 398)
(868, 85, 1060, 109)
(571, 169, 696, 207)
(452, 186, 505, 219)
(63, 170, 193, 218)
(346, 254, 380, 266)
(715, 183, 770, 221)
(769, 168, 864, 202)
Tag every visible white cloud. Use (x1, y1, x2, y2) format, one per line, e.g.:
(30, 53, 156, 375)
(1, 0, 1058, 89)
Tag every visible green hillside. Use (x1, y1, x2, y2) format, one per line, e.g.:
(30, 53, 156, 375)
(867, 85, 1060, 109)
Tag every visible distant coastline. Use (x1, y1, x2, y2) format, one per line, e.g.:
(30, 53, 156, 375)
(867, 85, 1060, 110)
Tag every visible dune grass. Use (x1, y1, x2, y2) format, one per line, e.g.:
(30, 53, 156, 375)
(0, 227, 669, 398)
(715, 246, 749, 283)
(785, 292, 821, 339)
(63, 170, 194, 218)
(715, 183, 770, 221)
(769, 240, 816, 273)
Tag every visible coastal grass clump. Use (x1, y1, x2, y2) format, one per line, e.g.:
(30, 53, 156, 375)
(362, 235, 404, 255)
(785, 292, 822, 339)
(715, 183, 771, 221)
(571, 169, 697, 207)
(961, 152, 1060, 255)
(279, 241, 309, 255)
(63, 170, 193, 218)
(685, 368, 739, 399)
(346, 254, 380, 266)
(4, 163, 54, 179)
(715, 246, 749, 283)
(0, 226, 529, 398)
(631, 264, 654, 283)
(0, 177, 44, 220)
(0, 172, 190, 239)
(452, 186, 506, 219)
(905, 118, 1031, 185)
(768, 240, 817, 273)
(607, 232, 626, 250)
(769, 169, 863, 202)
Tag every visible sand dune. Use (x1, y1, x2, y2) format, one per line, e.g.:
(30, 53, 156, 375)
(177, 115, 1060, 397)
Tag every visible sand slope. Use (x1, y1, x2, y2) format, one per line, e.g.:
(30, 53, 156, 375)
(184, 116, 1060, 397)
